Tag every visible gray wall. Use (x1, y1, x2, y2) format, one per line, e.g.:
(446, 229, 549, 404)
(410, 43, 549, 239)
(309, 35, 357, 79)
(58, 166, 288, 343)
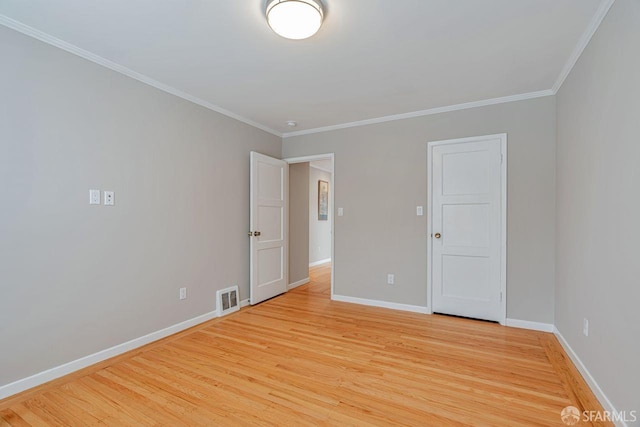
(556, 0, 640, 415)
(283, 96, 557, 323)
(0, 27, 281, 387)
(288, 163, 310, 284)
(309, 166, 332, 264)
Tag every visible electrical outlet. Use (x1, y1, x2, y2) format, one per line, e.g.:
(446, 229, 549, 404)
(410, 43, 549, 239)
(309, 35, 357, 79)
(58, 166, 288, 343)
(387, 274, 395, 285)
(104, 191, 115, 206)
(583, 318, 589, 337)
(179, 287, 187, 300)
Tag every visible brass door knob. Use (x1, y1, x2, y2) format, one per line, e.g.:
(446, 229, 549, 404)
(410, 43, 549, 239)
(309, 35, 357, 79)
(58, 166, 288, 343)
(434, 233, 441, 239)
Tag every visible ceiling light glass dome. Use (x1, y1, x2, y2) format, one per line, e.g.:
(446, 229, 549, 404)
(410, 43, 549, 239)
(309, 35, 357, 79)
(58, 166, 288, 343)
(266, 0, 324, 40)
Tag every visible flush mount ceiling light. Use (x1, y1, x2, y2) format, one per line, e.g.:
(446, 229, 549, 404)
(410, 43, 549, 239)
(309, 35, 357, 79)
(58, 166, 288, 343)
(266, 0, 324, 40)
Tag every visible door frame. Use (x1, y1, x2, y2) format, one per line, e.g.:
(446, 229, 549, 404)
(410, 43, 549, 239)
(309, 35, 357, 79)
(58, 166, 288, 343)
(284, 153, 335, 299)
(426, 134, 507, 325)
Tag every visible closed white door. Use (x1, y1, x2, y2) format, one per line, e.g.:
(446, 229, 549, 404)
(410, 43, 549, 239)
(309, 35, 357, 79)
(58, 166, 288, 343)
(430, 135, 506, 323)
(250, 152, 288, 305)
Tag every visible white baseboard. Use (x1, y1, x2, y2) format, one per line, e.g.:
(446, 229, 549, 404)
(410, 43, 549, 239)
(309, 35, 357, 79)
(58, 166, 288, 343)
(332, 294, 429, 314)
(505, 318, 554, 332)
(288, 278, 310, 290)
(240, 298, 250, 308)
(0, 309, 219, 400)
(309, 258, 331, 267)
(553, 327, 626, 427)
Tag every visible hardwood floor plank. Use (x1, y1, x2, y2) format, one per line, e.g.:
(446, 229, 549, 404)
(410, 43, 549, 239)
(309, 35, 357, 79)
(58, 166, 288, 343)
(9, 404, 50, 427)
(0, 409, 30, 427)
(1, 262, 611, 426)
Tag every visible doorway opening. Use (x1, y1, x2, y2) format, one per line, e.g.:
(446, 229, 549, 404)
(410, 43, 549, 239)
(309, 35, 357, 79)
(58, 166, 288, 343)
(285, 154, 335, 299)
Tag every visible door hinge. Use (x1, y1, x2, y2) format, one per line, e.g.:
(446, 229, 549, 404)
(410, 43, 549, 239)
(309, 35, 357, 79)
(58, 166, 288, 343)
(500, 292, 503, 302)
(500, 154, 504, 164)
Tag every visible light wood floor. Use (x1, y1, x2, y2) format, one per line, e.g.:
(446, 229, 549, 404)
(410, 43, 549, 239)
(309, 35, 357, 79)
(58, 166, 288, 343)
(1, 263, 609, 426)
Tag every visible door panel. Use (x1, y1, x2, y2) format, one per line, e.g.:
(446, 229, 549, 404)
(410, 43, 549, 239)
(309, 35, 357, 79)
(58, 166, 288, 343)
(258, 161, 284, 200)
(250, 152, 288, 305)
(258, 247, 284, 285)
(431, 136, 504, 322)
(442, 204, 490, 248)
(257, 205, 283, 241)
(442, 150, 491, 195)
(441, 255, 490, 301)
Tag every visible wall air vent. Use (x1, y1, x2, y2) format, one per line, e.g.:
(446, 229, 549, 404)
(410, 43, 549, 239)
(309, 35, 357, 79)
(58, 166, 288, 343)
(217, 285, 240, 317)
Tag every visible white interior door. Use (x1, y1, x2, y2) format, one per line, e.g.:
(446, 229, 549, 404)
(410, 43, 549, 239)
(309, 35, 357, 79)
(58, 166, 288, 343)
(430, 135, 506, 322)
(250, 152, 288, 305)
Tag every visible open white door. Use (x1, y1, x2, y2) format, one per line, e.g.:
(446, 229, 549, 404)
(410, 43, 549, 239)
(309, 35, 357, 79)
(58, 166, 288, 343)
(429, 134, 506, 323)
(250, 152, 288, 305)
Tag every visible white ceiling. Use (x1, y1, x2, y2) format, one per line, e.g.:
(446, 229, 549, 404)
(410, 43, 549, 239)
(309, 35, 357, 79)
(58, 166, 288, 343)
(0, 0, 607, 136)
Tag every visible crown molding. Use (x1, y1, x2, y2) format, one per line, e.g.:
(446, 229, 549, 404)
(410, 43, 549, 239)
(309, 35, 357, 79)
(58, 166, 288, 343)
(551, 0, 615, 93)
(0, 14, 282, 138)
(283, 89, 554, 138)
(281, 0, 614, 139)
(2, 0, 615, 141)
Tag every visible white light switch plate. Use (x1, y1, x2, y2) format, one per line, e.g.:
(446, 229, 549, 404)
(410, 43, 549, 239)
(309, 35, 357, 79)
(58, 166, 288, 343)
(89, 189, 100, 205)
(337, 207, 344, 217)
(416, 206, 424, 216)
(104, 191, 115, 206)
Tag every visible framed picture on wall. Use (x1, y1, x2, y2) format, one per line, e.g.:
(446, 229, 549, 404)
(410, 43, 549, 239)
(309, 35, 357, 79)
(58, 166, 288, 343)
(318, 180, 329, 221)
